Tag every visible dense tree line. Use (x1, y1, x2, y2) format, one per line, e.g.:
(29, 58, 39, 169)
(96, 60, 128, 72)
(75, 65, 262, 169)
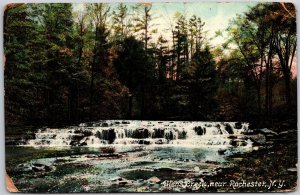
(4, 3, 297, 129)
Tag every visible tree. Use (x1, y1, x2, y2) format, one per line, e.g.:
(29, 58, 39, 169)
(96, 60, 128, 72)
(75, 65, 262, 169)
(114, 36, 152, 118)
(271, 3, 296, 110)
(112, 3, 129, 40)
(132, 3, 157, 52)
(173, 13, 188, 80)
(189, 15, 205, 55)
(4, 4, 41, 125)
(185, 46, 217, 119)
(86, 3, 111, 120)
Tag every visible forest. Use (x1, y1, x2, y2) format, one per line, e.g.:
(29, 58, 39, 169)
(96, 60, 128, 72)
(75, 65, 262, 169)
(4, 2, 297, 130)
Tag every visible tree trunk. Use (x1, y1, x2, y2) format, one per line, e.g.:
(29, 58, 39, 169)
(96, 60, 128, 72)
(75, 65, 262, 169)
(284, 71, 292, 109)
(265, 59, 269, 120)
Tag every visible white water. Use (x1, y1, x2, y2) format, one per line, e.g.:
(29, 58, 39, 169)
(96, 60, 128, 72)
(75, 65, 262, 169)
(26, 120, 251, 148)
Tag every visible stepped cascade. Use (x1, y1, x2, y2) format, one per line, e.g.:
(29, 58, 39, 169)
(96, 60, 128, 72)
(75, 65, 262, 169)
(26, 120, 251, 148)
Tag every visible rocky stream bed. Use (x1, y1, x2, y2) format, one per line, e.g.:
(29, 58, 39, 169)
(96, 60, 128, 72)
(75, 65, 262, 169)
(5, 120, 298, 192)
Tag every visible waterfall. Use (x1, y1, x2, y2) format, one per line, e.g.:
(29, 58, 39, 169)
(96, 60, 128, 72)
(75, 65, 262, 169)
(26, 120, 250, 148)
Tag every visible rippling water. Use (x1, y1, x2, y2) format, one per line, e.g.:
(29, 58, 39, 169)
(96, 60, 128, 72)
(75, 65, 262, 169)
(6, 120, 254, 192)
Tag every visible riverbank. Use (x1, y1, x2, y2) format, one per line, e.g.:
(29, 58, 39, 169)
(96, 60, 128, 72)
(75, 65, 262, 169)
(187, 129, 298, 192)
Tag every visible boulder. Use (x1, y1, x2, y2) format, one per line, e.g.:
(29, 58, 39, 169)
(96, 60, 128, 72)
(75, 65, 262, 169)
(247, 133, 266, 145)
(147, 176, 161, 183)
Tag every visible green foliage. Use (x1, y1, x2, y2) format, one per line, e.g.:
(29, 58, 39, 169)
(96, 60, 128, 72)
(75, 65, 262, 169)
(4, 2, 297, 130)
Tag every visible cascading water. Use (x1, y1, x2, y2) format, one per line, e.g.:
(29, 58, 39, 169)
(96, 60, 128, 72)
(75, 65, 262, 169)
(26, 120, 252, 149)
(8, 121, 259, 193)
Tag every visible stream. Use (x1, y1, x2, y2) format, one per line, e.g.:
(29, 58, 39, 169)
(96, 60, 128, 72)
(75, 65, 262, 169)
(6, 120, 257, 192)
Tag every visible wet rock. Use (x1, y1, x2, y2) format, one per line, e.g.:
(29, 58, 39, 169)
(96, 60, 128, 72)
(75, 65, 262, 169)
(147, 176, 161, 183)
(74, 129, 82, 134)
(95, 129, 116, 144)
(144, 140, 150, 145)
(152, 129, 165, 139)
(132, 128, 150, 139)
(82, 130, 93, 136)
(17, 163, 32, 172)
(70, 140, 80, 146)
(218, 149, 227, 155)
(32, 163, 54, 172)
(247, 134, 266, 145)
(178, 130, 187, 139)
(138, 140, 150, 145)
(225, 124, 234, 134)
(234, 122, 243, 129)
(228, 135, 238, 140)
(71, 134, 85, 141)
(79, 141, 87, 146)
(110, 177, 131, 186)
(194, 126, 206, 135)
(258, 128, 278, 136)
(135, 179, 146, 186)
(32, 166, 44, 172)
(243, 129, 256, 135)
(102, 123, 109, 127)
(155, 139, 164, 144)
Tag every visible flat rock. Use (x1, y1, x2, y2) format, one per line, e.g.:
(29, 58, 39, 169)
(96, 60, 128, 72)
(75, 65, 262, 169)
(258, 128, 278, 136)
